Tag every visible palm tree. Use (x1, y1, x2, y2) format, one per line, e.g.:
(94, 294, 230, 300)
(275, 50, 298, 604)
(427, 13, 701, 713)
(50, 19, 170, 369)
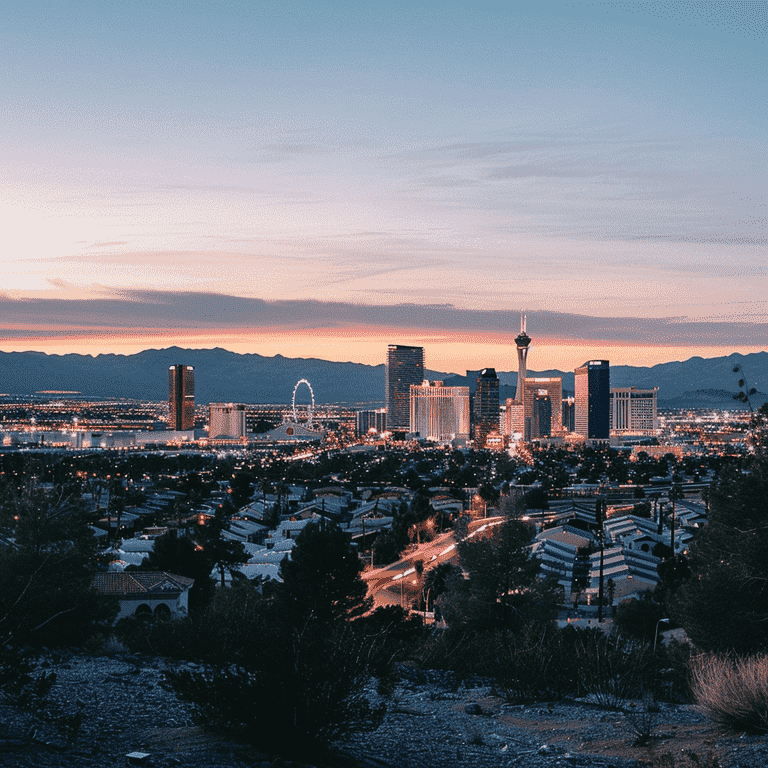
(422, 562, 456, 611)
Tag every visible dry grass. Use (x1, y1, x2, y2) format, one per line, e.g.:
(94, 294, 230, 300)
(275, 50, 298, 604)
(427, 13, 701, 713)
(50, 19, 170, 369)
(690, 653, 768, 734)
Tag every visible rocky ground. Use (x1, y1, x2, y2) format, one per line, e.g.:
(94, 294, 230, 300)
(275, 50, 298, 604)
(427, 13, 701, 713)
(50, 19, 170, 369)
(1, 653, 767, 768)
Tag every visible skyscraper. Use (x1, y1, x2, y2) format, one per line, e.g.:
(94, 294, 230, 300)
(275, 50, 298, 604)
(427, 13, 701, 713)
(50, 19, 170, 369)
(410, 380, 470, 442)
(610, 387, 658, 435)
(168, 364, 195, 431)
(386, 345, 424, 431)
(473, 368, 499, 448)
(209, 403, 246, 439)
(355, 408, 387, 436)
(574, 360, 610, 440)
(523, 377, 563, 438)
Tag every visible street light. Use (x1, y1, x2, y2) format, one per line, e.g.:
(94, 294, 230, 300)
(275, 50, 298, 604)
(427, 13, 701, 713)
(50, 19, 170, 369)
(654, 617, 670, 651)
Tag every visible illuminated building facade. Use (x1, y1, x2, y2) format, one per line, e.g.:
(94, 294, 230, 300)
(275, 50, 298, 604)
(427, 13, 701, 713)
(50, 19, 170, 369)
(355, 408, 387, 436)
(168, 365, 195, 431)
(610, 387, 658, 435)
(386, 345, 424, 430)
(574, 360, 610, 440)
(505, 397, 524, 437)
(209, 403, 246, 439)
(410, 380, 470, 442)
(562, 396, 575, 432)
(523, 377, 563, 438)
(473, 368, 499, 447)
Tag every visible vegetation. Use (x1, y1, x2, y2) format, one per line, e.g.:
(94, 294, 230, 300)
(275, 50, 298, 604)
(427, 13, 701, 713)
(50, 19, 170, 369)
(691, 654, 768, 734)
(277, 521, 372, 623)
(613, 591, 666, 643)
(670, 456, 768, 654)
(3, 435, 768, 759)
(162, 522, 387, 755)
(0, 481, 116, 648)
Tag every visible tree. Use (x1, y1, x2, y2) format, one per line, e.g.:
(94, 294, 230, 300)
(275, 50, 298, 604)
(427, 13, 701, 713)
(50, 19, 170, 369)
(478, 483, 500, 507)
(520, 488, 549, 511)
(163, 524, 384, 755)
(136, 530, 215, 609)
(613, 591, 665, 642)
(422, 562, 458, 610)
(277, 522, 372, 625)
(229, 470, 255, 509)
(632, 500, 652, 518)
(0, 482, 116, 647)
(456, 519, 553, 631)
(670, 458, 768, 653)
(198, 508, 248, 588)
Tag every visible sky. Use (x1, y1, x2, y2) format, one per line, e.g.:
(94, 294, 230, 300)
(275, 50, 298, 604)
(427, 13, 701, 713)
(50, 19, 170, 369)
(1, 1, 766, 374)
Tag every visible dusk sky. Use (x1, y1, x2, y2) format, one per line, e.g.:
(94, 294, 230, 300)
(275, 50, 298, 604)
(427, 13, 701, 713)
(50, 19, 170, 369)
(1, 1, 765, 374)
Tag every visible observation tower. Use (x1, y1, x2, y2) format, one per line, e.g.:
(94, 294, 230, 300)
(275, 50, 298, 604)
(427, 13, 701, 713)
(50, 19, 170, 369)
(514, 314, 531, 400)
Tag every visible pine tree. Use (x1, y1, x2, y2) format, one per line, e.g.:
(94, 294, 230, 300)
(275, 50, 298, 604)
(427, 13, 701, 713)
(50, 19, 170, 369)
(670, 457, 768, 653)
(277, 521, 372, 624)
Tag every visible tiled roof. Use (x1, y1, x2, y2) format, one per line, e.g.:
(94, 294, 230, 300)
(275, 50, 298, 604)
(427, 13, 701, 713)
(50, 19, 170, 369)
(92, 571, 194, 596)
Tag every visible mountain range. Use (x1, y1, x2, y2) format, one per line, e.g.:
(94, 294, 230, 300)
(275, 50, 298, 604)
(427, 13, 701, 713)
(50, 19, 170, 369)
(1, 348, 767, 408)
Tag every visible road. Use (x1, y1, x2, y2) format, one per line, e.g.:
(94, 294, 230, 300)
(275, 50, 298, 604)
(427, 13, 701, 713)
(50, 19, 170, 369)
(362, 515, 506, 610)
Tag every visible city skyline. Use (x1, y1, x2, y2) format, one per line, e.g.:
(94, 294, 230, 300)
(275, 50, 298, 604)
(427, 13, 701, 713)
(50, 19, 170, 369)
(1, 2, 765, 372)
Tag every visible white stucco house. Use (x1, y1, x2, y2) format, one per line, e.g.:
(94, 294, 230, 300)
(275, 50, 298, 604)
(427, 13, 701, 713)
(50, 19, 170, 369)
(92, 571, 194, 621)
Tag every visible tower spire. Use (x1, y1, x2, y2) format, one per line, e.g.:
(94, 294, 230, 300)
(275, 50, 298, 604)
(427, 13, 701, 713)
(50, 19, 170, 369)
(514, 314, 532, 439)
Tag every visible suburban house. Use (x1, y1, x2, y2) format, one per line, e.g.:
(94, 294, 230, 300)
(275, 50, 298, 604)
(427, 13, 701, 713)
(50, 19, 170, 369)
(92, 571, 194, 621)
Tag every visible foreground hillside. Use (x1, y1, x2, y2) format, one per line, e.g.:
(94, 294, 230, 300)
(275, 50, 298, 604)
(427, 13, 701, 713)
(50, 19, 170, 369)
(1, 652, 766, 768)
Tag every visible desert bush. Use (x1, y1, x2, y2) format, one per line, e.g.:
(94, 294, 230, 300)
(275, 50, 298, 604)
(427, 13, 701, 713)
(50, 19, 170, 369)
(690, 653, 768, 734)
(116, 578, 270, 662)
(495, 626, 582, 703)
(613, 591, 666, 642)
(623, 693, 660, 745)
(163, 620, 385, 752)
(162, 524, 390, 755)
(0, 638, 56, 714)
(654, 639, 694, 704)
(415, 626, 499, 681)
(572, 631, 654, 709)
(416, 625, 583, 702)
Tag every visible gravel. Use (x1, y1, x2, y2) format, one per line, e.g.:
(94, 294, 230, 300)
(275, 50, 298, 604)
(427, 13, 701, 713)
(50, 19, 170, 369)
(1, 653, 767, 768)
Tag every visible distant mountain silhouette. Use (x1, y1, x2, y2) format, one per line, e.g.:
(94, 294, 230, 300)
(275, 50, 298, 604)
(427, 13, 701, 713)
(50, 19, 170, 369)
(658, 388, 768, 410)
(0, 348, 766, 406)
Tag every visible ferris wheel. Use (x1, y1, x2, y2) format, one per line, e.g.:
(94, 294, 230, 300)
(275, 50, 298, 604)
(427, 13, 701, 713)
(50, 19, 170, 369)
(291, 379, 315, 426)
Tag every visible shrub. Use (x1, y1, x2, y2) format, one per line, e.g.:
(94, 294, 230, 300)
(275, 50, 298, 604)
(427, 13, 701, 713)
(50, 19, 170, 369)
(572, 631, 654, 709)
(163, 621, 385, 752)
(623, 693, 659, 745)
(613, 591, 666, 643)
(495, 626, 582, 703)
(690, 653, 768, 734)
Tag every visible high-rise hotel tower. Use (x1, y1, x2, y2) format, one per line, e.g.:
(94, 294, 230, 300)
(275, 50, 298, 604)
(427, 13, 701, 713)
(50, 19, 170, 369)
(209, 403, 246, 439)
(473, 368, 500, 447)
(168, 364, 195, 431)
(410, 380, 470, 442)
(386, 345, 424, 431)
(574, 360, 610, 440)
